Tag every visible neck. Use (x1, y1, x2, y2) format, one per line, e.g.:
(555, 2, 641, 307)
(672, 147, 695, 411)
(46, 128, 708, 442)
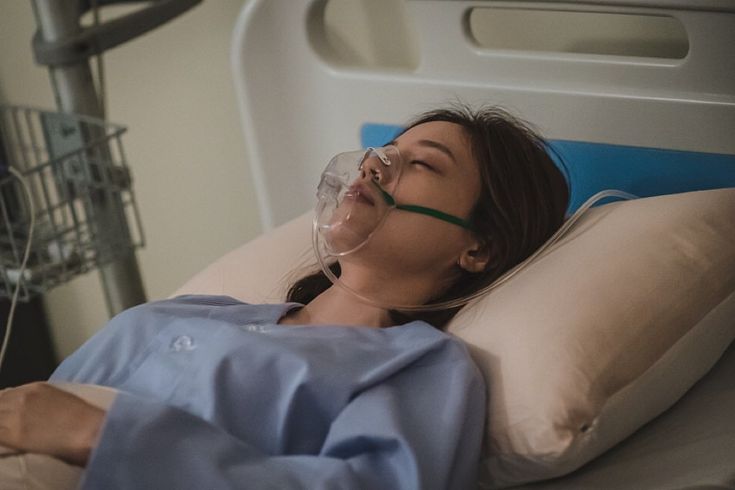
(281, 284, 393, 328)
(280, 261, 453, 328)
(339, 259, 453, 309)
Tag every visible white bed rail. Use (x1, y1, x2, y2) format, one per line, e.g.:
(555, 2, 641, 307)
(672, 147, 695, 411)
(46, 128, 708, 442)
(529, 0, 735, 12)
(232, 0, 735, 228)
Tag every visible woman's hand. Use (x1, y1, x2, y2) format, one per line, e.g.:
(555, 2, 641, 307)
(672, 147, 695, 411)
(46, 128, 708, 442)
(0, 382, 105, 466)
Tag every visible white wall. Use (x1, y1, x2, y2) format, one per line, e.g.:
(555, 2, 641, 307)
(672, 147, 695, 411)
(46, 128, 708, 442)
(0, 1, 260, 358)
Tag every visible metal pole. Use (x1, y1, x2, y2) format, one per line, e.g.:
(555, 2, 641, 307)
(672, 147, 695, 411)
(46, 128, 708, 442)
(32, 0, 147, 315)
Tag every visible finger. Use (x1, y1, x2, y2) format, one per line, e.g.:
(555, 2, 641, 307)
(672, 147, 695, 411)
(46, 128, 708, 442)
(0, 394, 13, 411)
(0, 388, 18, 409)
(0, 418, 19, 448)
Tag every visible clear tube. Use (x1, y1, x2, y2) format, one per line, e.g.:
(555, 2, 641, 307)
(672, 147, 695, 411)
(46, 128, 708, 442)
(313, 189, 637, 312)
(0, 167, 36, 373)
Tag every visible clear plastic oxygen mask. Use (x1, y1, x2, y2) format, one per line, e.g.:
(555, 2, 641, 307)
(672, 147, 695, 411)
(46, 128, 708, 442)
(315, 145, 401, 256)
(313, 145, 636, 312)
(315, 145, 473, 257)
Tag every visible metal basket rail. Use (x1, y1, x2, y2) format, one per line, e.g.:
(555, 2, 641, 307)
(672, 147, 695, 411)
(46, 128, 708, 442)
(0, 105, 144, 301)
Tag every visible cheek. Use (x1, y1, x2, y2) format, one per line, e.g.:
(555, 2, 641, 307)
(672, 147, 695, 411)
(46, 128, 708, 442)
(394, 177, 478, 223)
(371, 212, 468, 269)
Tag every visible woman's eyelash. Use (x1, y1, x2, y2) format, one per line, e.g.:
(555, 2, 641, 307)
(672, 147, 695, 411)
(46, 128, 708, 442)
(411, 160, 434, 171)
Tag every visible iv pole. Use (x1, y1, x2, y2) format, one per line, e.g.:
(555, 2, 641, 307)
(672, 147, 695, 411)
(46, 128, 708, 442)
(30, 0, 201, 316)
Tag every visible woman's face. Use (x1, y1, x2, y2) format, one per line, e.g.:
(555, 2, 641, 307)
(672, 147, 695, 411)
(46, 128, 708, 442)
(340, 120, 483, 282)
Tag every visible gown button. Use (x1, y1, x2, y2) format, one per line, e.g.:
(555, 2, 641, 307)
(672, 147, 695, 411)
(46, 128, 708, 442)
(171, 335, 196, 352)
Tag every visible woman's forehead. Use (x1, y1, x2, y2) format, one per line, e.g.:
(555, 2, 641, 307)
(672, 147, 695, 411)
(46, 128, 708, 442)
(397, 122, 471, 158)
(400, 120, 466, 141)
(396, 121, 469, 151)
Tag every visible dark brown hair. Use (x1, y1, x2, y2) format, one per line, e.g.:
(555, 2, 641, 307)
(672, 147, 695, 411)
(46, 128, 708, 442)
(287, 105, 569, 329)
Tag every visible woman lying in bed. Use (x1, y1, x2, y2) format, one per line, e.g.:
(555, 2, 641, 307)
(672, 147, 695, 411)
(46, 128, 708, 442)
(0, 105, 568, 489)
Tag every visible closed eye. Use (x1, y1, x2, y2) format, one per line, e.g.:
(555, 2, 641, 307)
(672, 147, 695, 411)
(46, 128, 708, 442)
(411, 160, 435, 171)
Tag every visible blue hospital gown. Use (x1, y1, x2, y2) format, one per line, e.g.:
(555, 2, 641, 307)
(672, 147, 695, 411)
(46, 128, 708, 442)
(50, 295, 486, 489)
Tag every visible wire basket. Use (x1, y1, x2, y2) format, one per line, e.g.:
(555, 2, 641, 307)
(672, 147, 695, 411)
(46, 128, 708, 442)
(0, 105, 144, 301)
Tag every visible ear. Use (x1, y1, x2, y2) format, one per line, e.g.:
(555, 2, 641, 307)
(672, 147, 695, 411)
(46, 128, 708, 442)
(458, 239, 491, 273)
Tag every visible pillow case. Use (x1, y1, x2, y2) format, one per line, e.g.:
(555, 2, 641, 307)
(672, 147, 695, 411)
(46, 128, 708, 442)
(173, 213, 314, 303)
(448, 188, 735, 487)
(173, 188, 735, 488)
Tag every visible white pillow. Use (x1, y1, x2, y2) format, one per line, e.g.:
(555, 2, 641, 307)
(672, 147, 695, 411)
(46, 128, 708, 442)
(173, 213, 315, 303)
(448, 188, 735, 487)
(173, 188, 735, 488)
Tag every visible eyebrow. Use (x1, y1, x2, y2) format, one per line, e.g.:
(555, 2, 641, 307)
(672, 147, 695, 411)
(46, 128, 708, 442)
(389, 139, 457, 164)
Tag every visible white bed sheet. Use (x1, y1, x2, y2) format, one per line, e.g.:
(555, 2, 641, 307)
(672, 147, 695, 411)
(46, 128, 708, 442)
(510, 337, 735, 489)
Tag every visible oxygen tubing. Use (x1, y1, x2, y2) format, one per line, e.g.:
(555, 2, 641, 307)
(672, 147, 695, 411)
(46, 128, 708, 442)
(313, 189, 638, 312)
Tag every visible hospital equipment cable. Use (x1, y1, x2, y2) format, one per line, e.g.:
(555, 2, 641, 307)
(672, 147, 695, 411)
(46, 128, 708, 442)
(0, 167, 36, 374)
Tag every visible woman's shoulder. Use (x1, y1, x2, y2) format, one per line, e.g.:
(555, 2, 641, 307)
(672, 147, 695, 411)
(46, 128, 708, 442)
(109, 295, 295, 328)
(379, 320, 478, 368)
(159, 294, 252, 307)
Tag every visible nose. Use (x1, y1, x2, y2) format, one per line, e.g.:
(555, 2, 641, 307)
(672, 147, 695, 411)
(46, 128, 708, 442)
(360, 154, 383, 183)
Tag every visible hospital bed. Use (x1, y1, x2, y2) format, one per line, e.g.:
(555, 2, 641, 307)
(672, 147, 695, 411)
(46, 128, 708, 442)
(177, 0, 735, 487)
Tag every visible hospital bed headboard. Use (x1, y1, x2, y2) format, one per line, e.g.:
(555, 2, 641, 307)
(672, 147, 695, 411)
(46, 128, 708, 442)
(231, 0, 735, 229)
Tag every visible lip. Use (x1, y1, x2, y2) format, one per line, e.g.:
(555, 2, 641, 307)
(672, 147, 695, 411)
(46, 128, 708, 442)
(346, 182, 376, 206)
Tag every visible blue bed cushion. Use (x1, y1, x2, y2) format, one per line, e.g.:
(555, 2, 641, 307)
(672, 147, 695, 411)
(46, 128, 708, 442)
(360, 123, 735, 213)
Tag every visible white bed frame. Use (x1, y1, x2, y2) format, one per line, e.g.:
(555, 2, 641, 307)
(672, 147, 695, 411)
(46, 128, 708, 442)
(231, 0, 735, 229)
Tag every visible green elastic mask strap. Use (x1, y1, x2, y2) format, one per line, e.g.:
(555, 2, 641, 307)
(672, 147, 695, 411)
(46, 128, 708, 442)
(374, 183, 474, 231)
